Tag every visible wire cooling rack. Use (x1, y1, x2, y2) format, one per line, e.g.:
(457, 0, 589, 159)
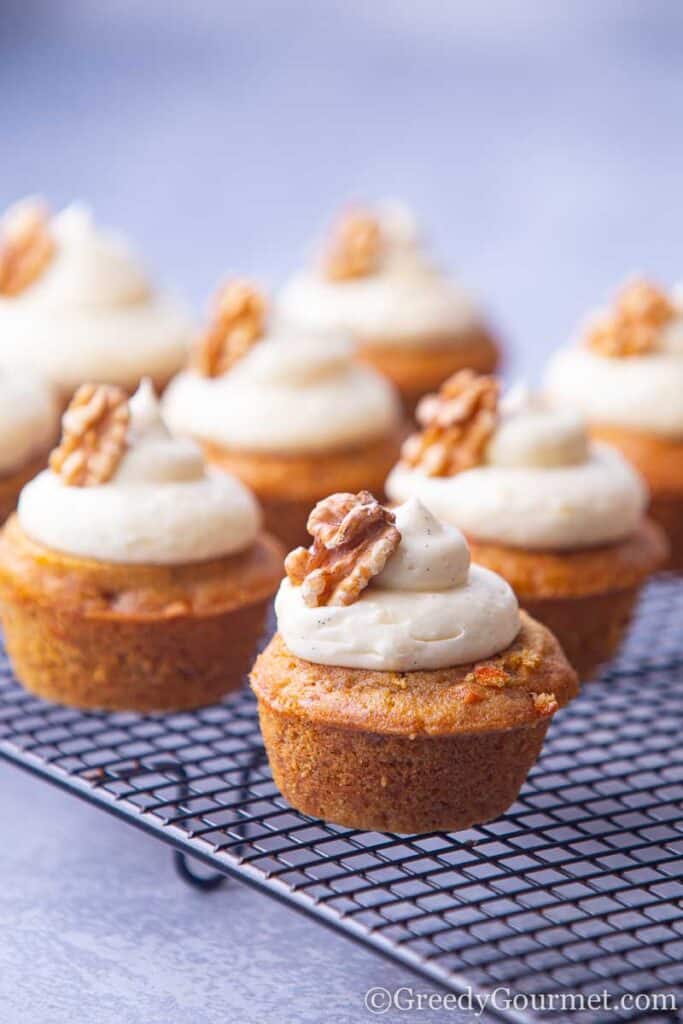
(0, 578, 681, 1024)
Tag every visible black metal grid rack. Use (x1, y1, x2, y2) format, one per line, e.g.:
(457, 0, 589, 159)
(0, 578, 681, 1024)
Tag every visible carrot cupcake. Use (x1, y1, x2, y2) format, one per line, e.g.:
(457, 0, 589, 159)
(0, 199, 191, 400)
(276, 202, 500, 412)
(0, 379, 284, 711)
(544, 278, 683, 570)
(385, 371, 668, 680)
(0, 368, 60, 523)
(251, 492, 578, 834)
(162, 280, 404, 550)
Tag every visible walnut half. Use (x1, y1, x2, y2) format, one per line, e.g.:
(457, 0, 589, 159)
(0, 200, 55, 296)
(322, 209, 383, 281)
(49, 384, 130, 486)
(192, 279, 266, 377)
(401, 370, 500, 477)
(586, 278, 674, 357)
(285, 491, 401, 607)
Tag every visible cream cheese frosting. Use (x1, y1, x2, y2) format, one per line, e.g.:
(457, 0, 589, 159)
(0, 204, 191, 393)
(386, 396, 648, 550)
(162, 333, 401, 454)
(18, 380, 261, 564)
(277, 202, 478, 347)
(544, 343, 683, 438)
(275, 498, 520, 671)
(0, 369, 60, 475)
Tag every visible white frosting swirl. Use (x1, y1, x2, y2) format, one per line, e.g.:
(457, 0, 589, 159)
(0, 369, 60, 474)
(386, 399, 648, 550)
(544, 341, 683, 438)
(277, 202, 478, 347)
(0, 204, 191, 393)
(162, 333, 400, 454)
(276, 499, 520, 671)
(18, 380, 261, 564)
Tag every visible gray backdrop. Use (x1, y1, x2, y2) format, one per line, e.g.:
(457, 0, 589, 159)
(1, 3, 681, 1021)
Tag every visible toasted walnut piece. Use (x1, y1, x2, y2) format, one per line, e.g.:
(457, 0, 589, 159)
(49, 384, 130, 486)
(192, 279, 266, 377)
(285, 490, 401, 607)
(401, 370, 500, 477)
(586, 278, 675, 358)
(533, 692, 559, 717)
(464, 664, 511, 690)
(0, 200, 55, 296)
(322, 210, 383, 281)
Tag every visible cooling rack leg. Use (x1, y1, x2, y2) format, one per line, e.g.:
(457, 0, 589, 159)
(172, 850, 226, 890)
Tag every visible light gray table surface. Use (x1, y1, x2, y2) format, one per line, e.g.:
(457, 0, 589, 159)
(1, 3, 682, 1021)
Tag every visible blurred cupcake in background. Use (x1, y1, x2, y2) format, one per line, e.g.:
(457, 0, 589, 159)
(0, 199, 191, 400)
(544, 278, 683, 569)
(385, 371, 668, 680)
(277, 201, 500, 413)
(0, 368, 60, 523)
(163, 279, 404, 549)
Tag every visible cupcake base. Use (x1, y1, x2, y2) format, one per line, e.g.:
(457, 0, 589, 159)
(0, 517, 284, 711)
(204, 430, 404, 550)
(251, 615, 577, 834)
(356, 324, 500, 415)
(468, 519, 668, 681)
(590, 425, 683, 571)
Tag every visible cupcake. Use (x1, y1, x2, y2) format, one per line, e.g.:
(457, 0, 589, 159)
(162, 279, 404, 550)
(0, 368, 60, 523)
(0, 199, 191, 400)
(277, 202, 500, 412)
(544, 278, 683, 569)
(385, 371, 668, 680)
(251, 492, 578, 834)
(0, 379, 284, 711)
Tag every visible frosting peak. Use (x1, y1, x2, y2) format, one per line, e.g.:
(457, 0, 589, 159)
(163, 330, 401, 455)
(0, 199, 190, 395)
(18, 381, 261, 564)
(387, 384, 647, 550)
(25, 204, 150, 309)
(116, 378, 204, 485)
(375, 499, 469, 591)
(275, 499, 520, 671)
(277, 201, 478, 346)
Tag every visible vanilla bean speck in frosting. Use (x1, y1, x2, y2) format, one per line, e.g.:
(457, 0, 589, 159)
(386, 384, 648, 550)
(163, 332, 401, 454)
(276, 202, 478, 346)
(18, 380, 261, 564)
(0, 202, 191, 394)
(275, 498, 520, 671)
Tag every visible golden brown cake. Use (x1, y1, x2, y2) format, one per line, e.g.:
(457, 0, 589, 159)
(276, 203, 501, 413)
(163, 280, 405, 550)
(386, 371, 668, 680)
(251, 491, 578, 833)
(545, 278, 683, 570)
(0, 199, 191, 400)
(0, 380, 284, 711)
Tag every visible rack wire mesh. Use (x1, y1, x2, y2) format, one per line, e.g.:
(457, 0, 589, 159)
(0, 577, 681, 1024)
